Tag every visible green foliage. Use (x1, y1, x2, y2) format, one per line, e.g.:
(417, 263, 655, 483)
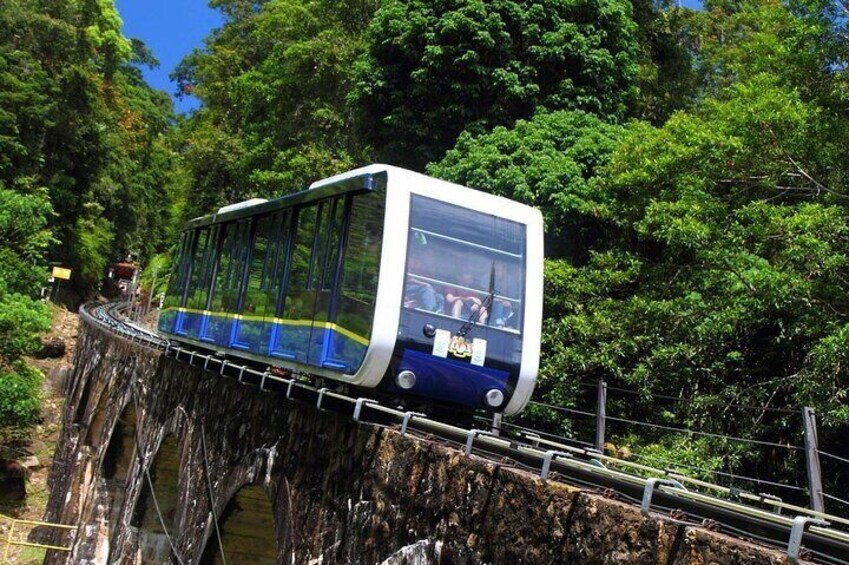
(0, 285, 52, 364)
(429, 110, 623, 256)
(0, 282, 51, 434)
(139, 253, 173, 297)
(171, 0, 379, 219)
(0, 185, 53, 295)
(0, 0, 177, 298)
(0, 362, 43, 430)
(351, 0, 639, 168)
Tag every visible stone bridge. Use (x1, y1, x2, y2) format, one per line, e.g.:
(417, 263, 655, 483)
(41, 312, 797, 564)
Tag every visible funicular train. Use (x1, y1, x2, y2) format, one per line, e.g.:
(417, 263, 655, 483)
(158, 165, 543, 415)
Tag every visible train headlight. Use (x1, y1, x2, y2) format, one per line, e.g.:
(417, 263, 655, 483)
(396, 370, 417, 390)
(485, 389, 504, 408)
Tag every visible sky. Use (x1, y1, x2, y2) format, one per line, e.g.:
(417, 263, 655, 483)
(115, 0, 223, 114)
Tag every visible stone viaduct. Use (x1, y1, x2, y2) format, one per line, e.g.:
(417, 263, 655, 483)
(40, 311, 799, 564)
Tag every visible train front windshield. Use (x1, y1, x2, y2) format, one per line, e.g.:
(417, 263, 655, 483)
(403, 195, 526, 332)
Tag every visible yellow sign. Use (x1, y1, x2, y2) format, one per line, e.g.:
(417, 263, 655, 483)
(52, 267, 72, 280)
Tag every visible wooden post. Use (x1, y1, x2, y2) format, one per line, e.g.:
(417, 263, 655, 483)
(595, 380, 607, 453)
(802, 407, 825, 513)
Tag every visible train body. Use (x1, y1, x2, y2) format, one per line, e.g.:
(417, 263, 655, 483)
(158, 165, 543, 415)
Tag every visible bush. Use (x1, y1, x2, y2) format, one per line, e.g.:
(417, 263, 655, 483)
(0, 362, 43, 430)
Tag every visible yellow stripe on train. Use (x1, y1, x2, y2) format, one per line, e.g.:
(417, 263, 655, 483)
(162, 307, 370, 347)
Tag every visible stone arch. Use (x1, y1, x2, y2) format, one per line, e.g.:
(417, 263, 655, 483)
(198, 484, 279, 565)
(130, 433, 184, 564)
(100, 402, 138, 533)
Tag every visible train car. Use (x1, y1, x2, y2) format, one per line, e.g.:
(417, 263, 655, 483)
(158, 165, 543, 415)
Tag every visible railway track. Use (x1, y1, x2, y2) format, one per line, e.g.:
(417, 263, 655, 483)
(81, 301, 849, 564)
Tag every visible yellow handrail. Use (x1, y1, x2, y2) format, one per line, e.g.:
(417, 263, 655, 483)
(0, 513, 75, 563)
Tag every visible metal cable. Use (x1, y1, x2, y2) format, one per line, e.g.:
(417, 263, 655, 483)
(628, 451, 807, 493)
(128, 386, 186, 565)
(604, 414, 805, 451)
(578, 381, 799, 415)
(200, 422, 227, 565)
(498, 420, 595, 447)
(823, 492, 849, 507)
(819, 450, 849, 466)
(527, 400, 596, 418)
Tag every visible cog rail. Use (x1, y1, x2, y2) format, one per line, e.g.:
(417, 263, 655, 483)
(80, 301, 849, 565)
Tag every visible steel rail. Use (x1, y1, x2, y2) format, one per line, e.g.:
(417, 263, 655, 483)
(79, 301, 849, 564)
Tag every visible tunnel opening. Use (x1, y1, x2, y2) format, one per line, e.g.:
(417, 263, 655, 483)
(131, 434, 183, 564)
(199, 484, 278, 565)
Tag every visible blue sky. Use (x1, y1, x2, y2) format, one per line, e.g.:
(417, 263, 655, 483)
(116, 0, 223, 113)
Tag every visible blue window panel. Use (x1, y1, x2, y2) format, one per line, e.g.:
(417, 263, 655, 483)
(181, 311, 205, 339)
(173, 310, 187, 336)
(268, 321, 310, 362)
(158, 309, 178, 335)
(321, 331, 367, 373)
(198, 313, 215, 343)
(232, 318, 269, 353)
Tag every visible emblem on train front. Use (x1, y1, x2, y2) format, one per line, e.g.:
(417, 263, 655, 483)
(448, 335, 473, 359)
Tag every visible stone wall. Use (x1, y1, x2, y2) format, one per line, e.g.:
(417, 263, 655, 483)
(42, 316, 799, 564)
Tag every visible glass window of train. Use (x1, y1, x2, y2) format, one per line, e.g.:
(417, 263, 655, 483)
(228, 219, 252, 310)
(280, 204, 317, 320)
(336, 192, 384, 346)
(265, 211, 292, 312)
(243, 215, 273, 316)
(197, 224, 221, 310)
(162, 232, 189, 310)
(185, 227, 211, 310)
(312, 197, 347, 326)
(405, 195, 526, 332)
(208, 223, 233, 312)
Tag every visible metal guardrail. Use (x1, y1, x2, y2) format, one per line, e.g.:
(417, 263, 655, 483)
(80, 302, 849, 564)
(1, 513, 75, 563)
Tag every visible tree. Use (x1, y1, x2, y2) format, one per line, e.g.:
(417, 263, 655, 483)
(172, 0, 379, 217)
(351, 0, 639, 168)
(429, 109, 623, 258)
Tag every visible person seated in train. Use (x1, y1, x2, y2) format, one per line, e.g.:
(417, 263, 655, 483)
(488, 261, 520, 328)
(445, 269, 488, 324)
(404, 246, 444, 312)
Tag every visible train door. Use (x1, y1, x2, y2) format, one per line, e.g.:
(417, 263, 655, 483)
(231, 212, 290, 354)
(159, 231, 192, 335)
(272, 205, 318, 362)
(202, 219, 252, 345)
(307, 196, 349, 369)
(180, 226, 217, 339)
